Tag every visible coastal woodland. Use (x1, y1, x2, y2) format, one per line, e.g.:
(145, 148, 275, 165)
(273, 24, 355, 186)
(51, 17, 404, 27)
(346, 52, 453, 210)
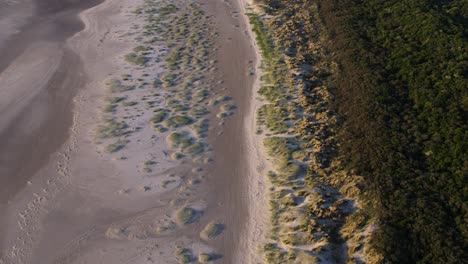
(253, 0, 467, 263)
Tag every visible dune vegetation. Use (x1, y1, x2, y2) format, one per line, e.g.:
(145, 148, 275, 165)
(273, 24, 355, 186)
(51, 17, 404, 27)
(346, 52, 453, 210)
(314, 0, 467, 262)
(249, 0, 466, 263)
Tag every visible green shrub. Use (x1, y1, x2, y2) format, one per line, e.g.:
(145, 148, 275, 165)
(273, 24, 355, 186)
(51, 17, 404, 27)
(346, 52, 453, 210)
(104, 103, 117, 113)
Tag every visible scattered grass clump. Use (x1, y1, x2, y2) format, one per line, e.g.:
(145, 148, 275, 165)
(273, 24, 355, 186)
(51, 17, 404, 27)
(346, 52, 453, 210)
(259, 85, 282, 102)
(121, 74, 132, 80)
(200, 222, 224, 240)
(258, 104, 288, 133)
(154, 125, 168, 133)
(122, 101, 138, 107)
(278, 162, 303, 180)
(246, 13, 275, 62)
(220, 104, 236, 111)
(162, 73, 177, 86)
(150, 110, 169, 123)
(161, 179, 176, 188)
(105, 139, 129, 153)
(189, 106, 209, 117)
(165, 48, 183, 70)
(193, 89, 210, 102)
(124, 53, 149, 65)
(192, 119, 209, 137)
(175, 207, 198, 225)
(171, 152, 184, 160)
(98, 119, 129, 138)
(159, 3, 178, 17)
(152, 78, 162, 88)
(216, 112, 229, 118)
(263, 243, 288, 263)
(210, 95, 230, 105)
(182, 142, 204, 155)
(175, 247, 193, 264)
(108, 79, 134, 93)
(133, 45, 150, 52)
(171, 104, 189, 112)
(106, 96, 126, 104)
(104, 103, 117, 113)
(144, 160, 156, 166)
(198, 253, 212, 263)
(166, 132, 185, 147)
(163, 115, 193, 128)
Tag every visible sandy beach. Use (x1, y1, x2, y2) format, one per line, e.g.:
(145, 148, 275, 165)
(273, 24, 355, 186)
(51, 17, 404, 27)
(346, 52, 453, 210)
(0, 0, 264, 263)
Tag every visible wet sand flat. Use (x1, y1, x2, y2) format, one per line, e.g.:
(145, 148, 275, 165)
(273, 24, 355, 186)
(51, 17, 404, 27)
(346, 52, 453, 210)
(0, 0, 104, 257)
(0, 0, 104, 202)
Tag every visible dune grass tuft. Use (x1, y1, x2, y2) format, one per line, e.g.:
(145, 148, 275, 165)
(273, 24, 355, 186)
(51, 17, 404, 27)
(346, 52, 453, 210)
(124, 53, 149, 65)
(163, 115, 193, 128)
(198, 253, 212, 263)
(106, 96, 127, 104)
(106, 139, 129, 153)
(175, 247, 194, 264)
(200, 222, 224, 240)
(175, 207, 198, 225)
(98, 119, 129, 138)
(150, 110, 169, 123)
(182, 142, 204, 155)
(108, 79, 134, 93)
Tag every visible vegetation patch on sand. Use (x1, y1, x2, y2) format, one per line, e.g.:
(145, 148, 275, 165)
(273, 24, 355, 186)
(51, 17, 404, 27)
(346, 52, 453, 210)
(124, 52, 149, 66)
(106, 139, 130, 153)
(106, 96, 127, 104)
(163, 115, 193, 128)
(181, 141, 204, 155)
(150, 109, 169, 123)
(96, 0, 233, 255)
(175, 247, 194, 264)
(175, 207, 199, 225)
(98, 119, 129, 138)
(107, 79, 134, 93)
(198, 253, 212, 263)
(200, 222, 224, 240)
(166, 132, 185, 147)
